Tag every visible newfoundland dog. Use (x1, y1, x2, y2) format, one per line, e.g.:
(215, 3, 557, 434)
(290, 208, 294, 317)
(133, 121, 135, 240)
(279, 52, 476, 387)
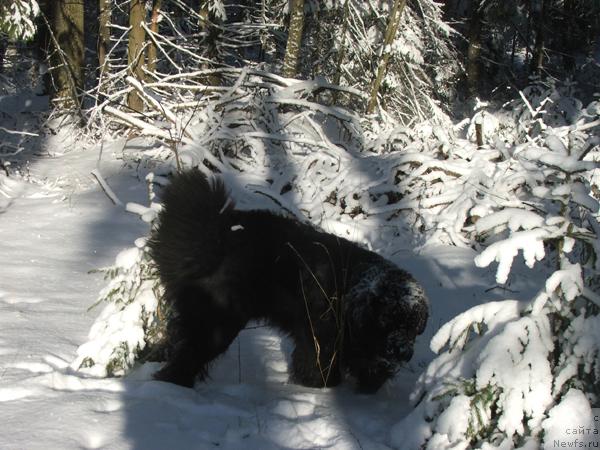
(149, 170, 428, 393)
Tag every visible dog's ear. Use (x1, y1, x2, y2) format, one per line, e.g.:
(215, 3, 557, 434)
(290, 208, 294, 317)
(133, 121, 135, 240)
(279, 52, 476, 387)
(378, 294, 428, 334)
(344, 265, 429, 336)
(374, 271, 429, 336)
(404, 295, 429, 335)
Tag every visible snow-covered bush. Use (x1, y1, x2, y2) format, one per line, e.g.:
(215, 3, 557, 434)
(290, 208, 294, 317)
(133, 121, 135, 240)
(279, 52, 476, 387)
(390, 88, 600, 448)
(0, 0, 39, 41)
(382, 80, 600, 249)
(71, 183, 167, 377)
(72, 238, 163, 377)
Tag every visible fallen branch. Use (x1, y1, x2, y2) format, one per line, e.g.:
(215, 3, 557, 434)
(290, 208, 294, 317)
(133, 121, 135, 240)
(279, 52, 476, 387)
(103, 105, 185, 142)
(91, 169, 123, 206)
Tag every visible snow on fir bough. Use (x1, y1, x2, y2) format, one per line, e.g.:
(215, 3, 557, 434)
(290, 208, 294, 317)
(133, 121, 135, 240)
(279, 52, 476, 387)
(71, 237, 164, 377)
(0, 0, 39, 41)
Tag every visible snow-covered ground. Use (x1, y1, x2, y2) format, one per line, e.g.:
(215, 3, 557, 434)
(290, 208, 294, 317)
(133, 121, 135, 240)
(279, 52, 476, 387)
(0, 115, 529, 449)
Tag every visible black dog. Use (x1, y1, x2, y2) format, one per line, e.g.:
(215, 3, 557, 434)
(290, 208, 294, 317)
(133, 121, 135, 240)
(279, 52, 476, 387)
(149, 170, 428, 392)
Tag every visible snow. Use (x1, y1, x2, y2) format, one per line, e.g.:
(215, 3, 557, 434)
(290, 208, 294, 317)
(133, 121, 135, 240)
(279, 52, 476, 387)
(474, 229, 549, 284)
(477, 316, 554, 437)
(0, 126, 513, 449)
(115, 247, 141, 270)
(542, 389, 597, 449)
(430, 300, 524, 355)
(519, 146, 598, 174)
(432, 394, 471, 443)
(474, 208, 545, 235)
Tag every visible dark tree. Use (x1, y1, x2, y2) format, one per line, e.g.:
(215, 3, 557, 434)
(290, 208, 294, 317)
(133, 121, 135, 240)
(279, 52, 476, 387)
(282, 0, 305, 77)
(127, 0, 146, 112)
(46, 0, 85, 108)
(366, 0, 408, 114)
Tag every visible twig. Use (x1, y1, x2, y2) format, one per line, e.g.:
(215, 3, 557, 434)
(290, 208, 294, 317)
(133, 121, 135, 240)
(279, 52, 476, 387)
(264, 97, 358, 122)
(0, 127, 39, 137)
(103, 105, 181, 142)
(288, 242, 342, 387)
(91, 169, 123, 206)
(573, 118, 600, 132)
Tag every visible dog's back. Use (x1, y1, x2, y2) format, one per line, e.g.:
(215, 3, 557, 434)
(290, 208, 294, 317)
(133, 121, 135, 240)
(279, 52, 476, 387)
(149, 170, 231, 289)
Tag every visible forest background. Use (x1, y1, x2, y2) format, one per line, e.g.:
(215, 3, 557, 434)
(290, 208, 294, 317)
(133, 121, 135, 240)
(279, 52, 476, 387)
(1, 0, 600, 449)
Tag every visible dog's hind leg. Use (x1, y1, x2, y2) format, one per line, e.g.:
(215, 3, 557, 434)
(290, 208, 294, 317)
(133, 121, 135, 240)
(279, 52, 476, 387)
(154, 286, 247, 387)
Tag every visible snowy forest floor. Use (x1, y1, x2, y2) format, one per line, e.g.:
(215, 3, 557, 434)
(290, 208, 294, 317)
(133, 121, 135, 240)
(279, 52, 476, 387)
(0, 99, 543, 449)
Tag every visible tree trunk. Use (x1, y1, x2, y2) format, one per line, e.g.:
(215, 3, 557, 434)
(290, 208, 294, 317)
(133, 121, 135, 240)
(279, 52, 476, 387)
(282, 0, 305, 78)
(333, 0, 351, 85)
(530, 0, 546, 75)
(466, 0, 482, 97)
(0, 37, 6, 73)
(198, 1, 220, 85)
(147, 0, 161, 74)
(98, 0, 110, 86)
(199, 1, 210, 42)
(36, 1, 51, 95)
(127, 0, 146, 113)
(332, 0, 351, 104)
(48, 0, 85, 109)
(366, 0, 407, 114)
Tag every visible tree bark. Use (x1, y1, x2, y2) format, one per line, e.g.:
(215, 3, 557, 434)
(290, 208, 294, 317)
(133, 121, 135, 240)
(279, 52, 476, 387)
(530, 0, 546, 75)
(366, 0, 407, 114)
(48, 0, 85, 108)
(282, 0, 305, 78)
(147, 0, 161, 74)
(98, 0, 110, 84)
(331, 0, 352, 105)
(127, 0, 146, 113)
(561, 0, 575, 69)
(466, 0, 482, 97)
(332, 0, 351, 89)
(198, 0, 220, 85)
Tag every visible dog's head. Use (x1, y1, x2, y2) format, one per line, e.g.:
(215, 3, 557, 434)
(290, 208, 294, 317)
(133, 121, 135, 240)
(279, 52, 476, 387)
(343, 263, 429, 390)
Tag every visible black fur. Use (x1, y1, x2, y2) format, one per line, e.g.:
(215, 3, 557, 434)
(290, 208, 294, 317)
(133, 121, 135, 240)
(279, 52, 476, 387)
(149, 170, 429, 393)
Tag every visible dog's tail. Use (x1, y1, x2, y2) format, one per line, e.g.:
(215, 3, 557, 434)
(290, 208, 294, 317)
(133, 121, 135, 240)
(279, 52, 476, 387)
(148, 170, 231, 286)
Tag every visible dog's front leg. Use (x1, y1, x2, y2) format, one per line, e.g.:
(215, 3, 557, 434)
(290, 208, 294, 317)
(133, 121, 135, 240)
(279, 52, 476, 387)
(154, 288, 247, 387)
